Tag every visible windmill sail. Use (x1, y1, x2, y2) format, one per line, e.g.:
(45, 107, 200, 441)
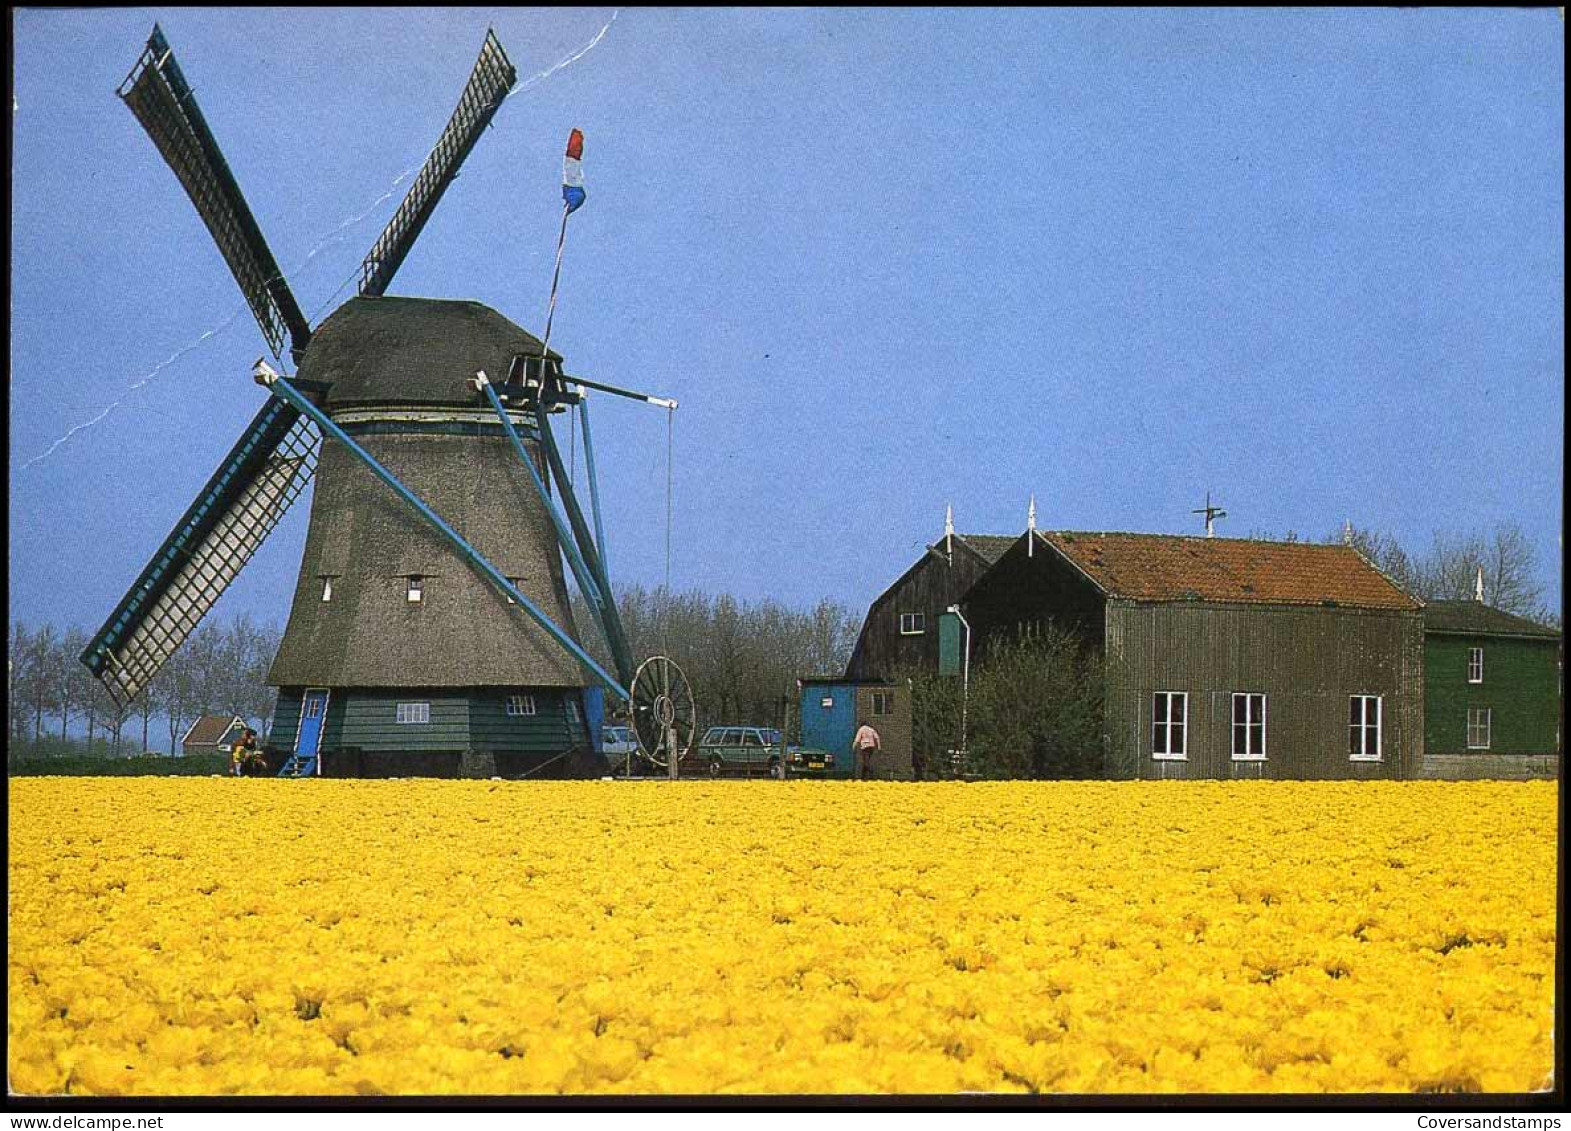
(118, 26, 312, 359)
(82, 399, 319, 707)
(357, 30, 517, 297)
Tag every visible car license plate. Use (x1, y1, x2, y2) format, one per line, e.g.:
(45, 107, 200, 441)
(809, 762, 824, 770)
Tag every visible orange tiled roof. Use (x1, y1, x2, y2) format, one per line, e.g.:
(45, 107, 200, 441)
(1042, 531, 1421, 610)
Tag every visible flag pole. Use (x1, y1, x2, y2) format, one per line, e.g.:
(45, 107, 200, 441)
(541, 201, 571, 362)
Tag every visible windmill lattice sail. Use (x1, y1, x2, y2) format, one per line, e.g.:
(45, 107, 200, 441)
(358, 30, 518, 297)
(82, 402, 320, 707)
(117, 26, 311, 359)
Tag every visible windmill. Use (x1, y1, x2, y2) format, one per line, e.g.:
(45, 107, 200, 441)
(80, 25, 697, 779)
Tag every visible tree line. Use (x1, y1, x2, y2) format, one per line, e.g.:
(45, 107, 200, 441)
(571, 583, 863, 734)
(7, 615, 281, 760)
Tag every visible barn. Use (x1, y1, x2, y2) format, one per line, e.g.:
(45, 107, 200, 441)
(959, 531, 1426, 779)
(845, 531, 1014, 680)
(1418, 598, 1561, 780)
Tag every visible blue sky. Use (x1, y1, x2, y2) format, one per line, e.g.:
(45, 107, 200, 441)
(10, 7, 1565, 637)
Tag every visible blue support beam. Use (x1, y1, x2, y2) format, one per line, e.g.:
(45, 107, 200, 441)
(257, 369, 628, 702)
(476, 375, 610, 647)
(578, 392, 610, 577)
(534, 404, 637, 688)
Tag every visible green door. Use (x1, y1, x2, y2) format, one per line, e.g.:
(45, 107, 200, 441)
(939, 612, 962, 677)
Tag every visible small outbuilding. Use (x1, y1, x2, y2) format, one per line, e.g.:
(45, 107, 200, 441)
(180, 714, 249, 758)
(798, 678, 914, 780)
(1419, 599, 1561, 779)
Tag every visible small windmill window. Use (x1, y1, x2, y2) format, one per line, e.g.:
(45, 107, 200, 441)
(507, 694, 537, 717)
(407, 576, 424, 603)
(321, 576, 334, 602)
(505, 577, 524, 605)
(396, 702, 430, 725)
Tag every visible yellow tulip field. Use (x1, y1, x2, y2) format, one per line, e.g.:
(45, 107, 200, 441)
(7, 777, 1557, 1095)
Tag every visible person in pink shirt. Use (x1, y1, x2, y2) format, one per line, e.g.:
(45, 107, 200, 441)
(852, 723, 881, 780)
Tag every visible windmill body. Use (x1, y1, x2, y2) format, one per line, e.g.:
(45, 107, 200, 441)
(82, 25, 632, 778)
(265, 297, 600, 777)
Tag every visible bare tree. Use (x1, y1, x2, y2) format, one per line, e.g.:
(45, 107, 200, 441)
(1420, 523, 1546, 617)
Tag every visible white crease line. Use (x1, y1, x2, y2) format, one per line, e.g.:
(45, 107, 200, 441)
(18, 10, 621, 473)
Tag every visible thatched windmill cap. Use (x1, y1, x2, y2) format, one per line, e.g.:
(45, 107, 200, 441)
(301, 295, 562, 409)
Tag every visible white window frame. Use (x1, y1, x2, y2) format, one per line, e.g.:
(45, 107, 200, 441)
(1152, 691, 1188, 760)
(1466, 707, 1492, 750)
(870, 690, 892, 716)
(567, 698, 582, 723)
(407, 576, 424, 603)
(898, 612, 926, 636)
(320, 576, 334, 602)
(507, 694, 537, 718)
(1349, 695, 1383, 761)
(396, 701, 431, 725)
(1231, 692, 1267, 761)
(1467, 647, 1484, 684)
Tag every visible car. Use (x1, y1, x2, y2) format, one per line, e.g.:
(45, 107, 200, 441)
(691, 726, 840, 779)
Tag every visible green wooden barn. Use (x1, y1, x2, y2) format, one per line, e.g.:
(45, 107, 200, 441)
(1419, 599, 1561, 780)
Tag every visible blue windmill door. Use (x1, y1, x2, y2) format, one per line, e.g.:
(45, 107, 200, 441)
(296, 688, 330, 765)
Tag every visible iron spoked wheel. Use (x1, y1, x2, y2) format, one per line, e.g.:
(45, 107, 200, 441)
(630, 655, 697, 771)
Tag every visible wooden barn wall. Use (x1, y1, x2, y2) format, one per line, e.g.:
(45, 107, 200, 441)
(847, 550, 997, 680)
(1102, 602, 1424, 780)
(1423, 634, 1561, 758)
(962, 540, 1106, 659)
(853, 682, 915, 779)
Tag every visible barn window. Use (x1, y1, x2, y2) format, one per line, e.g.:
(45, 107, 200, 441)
(396, 702, 430, 725)
(1152, 692, 1187, 759)
(1466, 707, 1492, 750)
(1231, 693, 1266, 760)
(899, 612, 926, 635)
(407, 576, 424, 603)
(507, 694, 537, 717)
(1349, 695, 1382, 760)
(1467, 648, 1484, 684)
(871, 690, 893, 716)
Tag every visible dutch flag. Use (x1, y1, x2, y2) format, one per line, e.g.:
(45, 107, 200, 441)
(562, 128, 586, 214)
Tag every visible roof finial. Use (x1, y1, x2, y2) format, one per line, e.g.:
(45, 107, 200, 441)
(1192, 490, 1227, 538)
(944, 503, 954, 566)
(1475, 565, 1486, 604)
(1027, 494, 1037, 558)
(1343, 518, 1353, 546)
